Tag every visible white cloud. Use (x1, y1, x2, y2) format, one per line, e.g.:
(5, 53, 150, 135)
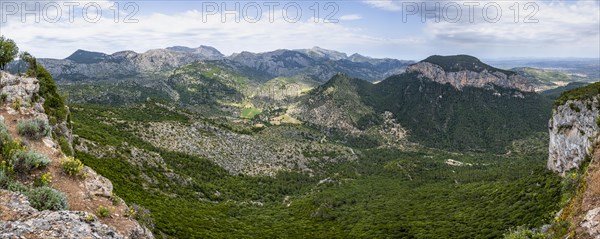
(362, 0, 402, 11)
(339, 14, 362, 21)
(0, 6, 409, 58)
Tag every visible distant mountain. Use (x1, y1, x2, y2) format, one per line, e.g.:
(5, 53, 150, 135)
(35, 46, 413, 83)
(166, 45, 224, 59)
(512, 67, 591, 91)
(407, 55, 535, 92)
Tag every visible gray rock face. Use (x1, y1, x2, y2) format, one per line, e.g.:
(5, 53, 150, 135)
(83, 166, 114, 198)
(548, 97, 600, 174)
(406, 62, 535, 92)
(0, 190, 123, 239)
(0, 71, 39, 102)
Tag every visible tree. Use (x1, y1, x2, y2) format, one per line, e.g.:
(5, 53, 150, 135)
(19, 51, 37, 76)
(0, 36, 19, 70)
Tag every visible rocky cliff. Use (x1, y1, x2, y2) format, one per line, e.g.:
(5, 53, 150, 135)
(548, 93, 600, 174)
(407, 56, 535, 92)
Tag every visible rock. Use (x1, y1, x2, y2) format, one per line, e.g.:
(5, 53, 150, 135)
(83, 166, 114, 198)
(0, 71, 40, 103)
(406, 61, 535, 92)
(581, 207, 600, 237)
(548, 97, 600, 174)
(0, 190, 124, 238)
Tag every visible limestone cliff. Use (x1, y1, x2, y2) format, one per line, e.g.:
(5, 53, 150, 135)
(548, 96, 600, 174)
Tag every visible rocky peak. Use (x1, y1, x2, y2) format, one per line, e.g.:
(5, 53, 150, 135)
(406, 55, 535, 92)
(296, 47, 348, 60)
(66, 49, 110, 64)
(166, 45, 224, 59)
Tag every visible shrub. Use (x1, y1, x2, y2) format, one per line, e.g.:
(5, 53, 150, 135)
(10, 150, 50, 175)
(126, 204, 155, 230)
(61, 157, 85, 177)
(34, 172, 53, 187)
(58, 136, 73, 157)
(26, 186, 69, 211)
(0, 170, 10, 188)
(17, 118, 51, 140)
(0, 93, 7, 104)
(96, 206, 111, 218)
(7, 181, 28, 194)
(503, 226, 545, 239)
(12, 98, 21, 111)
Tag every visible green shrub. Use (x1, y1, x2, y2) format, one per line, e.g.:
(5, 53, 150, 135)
(33, 172, 53, 187)
(9, 150, 50, 175)
(26, 186, 69, 211)
(0, 93, 7, 104)
(96, 206, 111, 218)
(126, 204, 155, 230)
(503, 226, 545, 239)
(7, 181, 28, 194)
(16, 118, 51, 140)
(0, 170, 10, 188)
(58, 136, 73, 156)
(12, 98, 21, 111)
(61, 157, 85, 177)
(596, 116, 600, 128)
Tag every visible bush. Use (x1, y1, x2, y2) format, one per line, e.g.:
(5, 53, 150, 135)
(61, 157, 85, 177)
(58, 136, 73, 157)
(34, 172, 53, 187)
(503, 226, 546, 239)
(10, 150, 50, 175)
(12, 98, 21, 111)
(16, 118, 51, 140)
(96, 206, 111, 218)
(0, 170, 10, 188)
(126, 204, 155, 230)
(7, 181, 28, 194)
(26, 186, 69, 211)
(0, 93, 7, 104)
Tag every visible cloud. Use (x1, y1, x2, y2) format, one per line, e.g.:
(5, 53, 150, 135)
(0, 5, 410, 58)
(339, 14, 362, 21)
(362, 0, 402, 11)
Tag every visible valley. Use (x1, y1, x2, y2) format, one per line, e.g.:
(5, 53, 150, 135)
(40, 47, 594, 238)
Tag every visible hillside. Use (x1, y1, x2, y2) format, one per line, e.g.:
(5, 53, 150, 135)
(0, 71, 153, 238)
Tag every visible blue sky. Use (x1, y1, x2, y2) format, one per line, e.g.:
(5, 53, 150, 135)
(1, 0, 599, 60)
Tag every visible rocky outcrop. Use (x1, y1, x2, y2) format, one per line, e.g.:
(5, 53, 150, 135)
(548, 97, 600, 174)
(407, 62, 535, 92)
(0, 190, 123, 238)
(0, 71, 39, 102)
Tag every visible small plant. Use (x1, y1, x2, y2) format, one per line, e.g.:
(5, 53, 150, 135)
(16, 118, 51, 140)
(25, 186, 69, 211)
(9, 150, 50, 175)
(0, 170, 10, 189)
(12, 98, 21, 111)
(83, 213, 96, 222)
(126, 204, 155, 230)
(0, 93, 7, 104)
(111, 194, 122, 206)
(61, 156, 85, 178)
(96, 206, 111, 218)
(7, 181, 29, 194)
(34, 172, 53, 187)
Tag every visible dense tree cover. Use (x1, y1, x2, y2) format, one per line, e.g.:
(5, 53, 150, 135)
(554, 82, 600, 107)
(71, 104, 563, 238)
(422, 55, 515, 76)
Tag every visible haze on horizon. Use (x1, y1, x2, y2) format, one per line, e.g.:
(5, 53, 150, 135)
(0, 0, 598, 60)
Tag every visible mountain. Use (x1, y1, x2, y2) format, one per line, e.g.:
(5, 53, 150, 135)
(512, 67, 591, 91)
(35, 46, 412, 83)
(406, 55, 535, 92)
(294, 55, 552, 152)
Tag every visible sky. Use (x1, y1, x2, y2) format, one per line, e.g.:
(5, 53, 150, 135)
(0, 0, 599, 60)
